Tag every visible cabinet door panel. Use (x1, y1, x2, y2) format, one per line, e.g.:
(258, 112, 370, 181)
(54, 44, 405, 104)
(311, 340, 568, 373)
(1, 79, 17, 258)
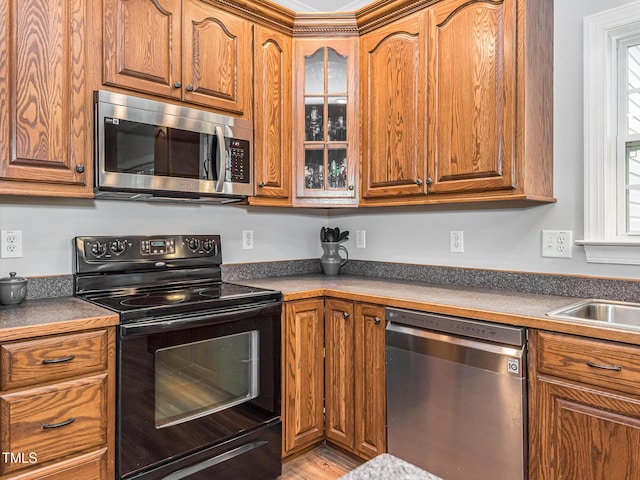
(360, 12, 427, 199)
(103, 0, 181, 99)
(325, 299, 355, 449)
(427, 0, 516, 193)
(253, 26, 291, 200)
(182, 1, 251, 115)
(0, 0, 90, 195)
(535, 378, 640, 479)
(283, 299, 325, 455)
(354, 303, 386, 459)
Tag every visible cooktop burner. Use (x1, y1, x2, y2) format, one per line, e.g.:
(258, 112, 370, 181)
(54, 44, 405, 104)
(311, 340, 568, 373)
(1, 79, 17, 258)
(120, 292, 188, 307)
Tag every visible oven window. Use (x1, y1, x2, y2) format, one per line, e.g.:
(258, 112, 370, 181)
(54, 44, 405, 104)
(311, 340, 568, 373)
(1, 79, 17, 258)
(155, 331, 259, 428)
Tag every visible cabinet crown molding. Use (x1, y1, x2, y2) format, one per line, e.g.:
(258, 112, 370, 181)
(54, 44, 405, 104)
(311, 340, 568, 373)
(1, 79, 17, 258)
(293, 13, 359, 37)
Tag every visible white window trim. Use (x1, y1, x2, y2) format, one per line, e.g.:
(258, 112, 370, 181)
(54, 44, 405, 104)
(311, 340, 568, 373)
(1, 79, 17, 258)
(580, 1, 640, 265)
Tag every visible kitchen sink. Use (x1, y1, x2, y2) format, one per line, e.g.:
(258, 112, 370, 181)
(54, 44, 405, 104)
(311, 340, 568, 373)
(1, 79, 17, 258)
(546, 299, 640, 328)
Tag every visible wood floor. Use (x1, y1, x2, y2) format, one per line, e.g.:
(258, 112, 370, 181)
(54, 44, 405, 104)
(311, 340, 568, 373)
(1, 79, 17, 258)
(279, 444, 363, 480)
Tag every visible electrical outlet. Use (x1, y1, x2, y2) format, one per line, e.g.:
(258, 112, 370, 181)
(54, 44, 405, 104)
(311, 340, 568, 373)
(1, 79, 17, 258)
(450, 231, 464, 253)
(356, 230, 366, 248)
(542, 230, 573, 258)
(1, 230, 23, 258)
(242, 230, 254, 250)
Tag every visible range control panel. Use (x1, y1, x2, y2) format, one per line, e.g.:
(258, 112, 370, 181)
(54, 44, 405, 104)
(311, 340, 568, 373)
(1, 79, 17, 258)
(74, 235, 222, 273)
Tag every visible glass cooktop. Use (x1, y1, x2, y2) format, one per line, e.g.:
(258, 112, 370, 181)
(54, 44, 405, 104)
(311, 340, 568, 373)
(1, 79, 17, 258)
(83, 282, 282, 323)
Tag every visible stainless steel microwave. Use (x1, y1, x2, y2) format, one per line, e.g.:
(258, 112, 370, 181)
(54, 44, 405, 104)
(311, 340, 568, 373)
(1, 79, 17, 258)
(94, 90, 253, 203)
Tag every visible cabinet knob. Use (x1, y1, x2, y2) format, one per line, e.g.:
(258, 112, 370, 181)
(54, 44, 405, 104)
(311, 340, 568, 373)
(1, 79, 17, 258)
(373, 317, 381, 324)
(426, 178, 433, 185)
(75, 165, 85, 173)
(173, 82, 182, 88)
(348, 185, 354, 191)
(416, 178, 423, 186)
(186, 85, 194, 92)
(342, 312, 349, 319)
(258, 181, 265, 188)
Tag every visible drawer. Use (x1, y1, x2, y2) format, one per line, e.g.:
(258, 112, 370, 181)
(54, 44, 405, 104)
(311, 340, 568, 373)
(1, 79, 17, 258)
(0, 330, 108, 390)
(537, 331, 640, 396)
(0, 448, 108, 480)
(0, 374, 108, 476)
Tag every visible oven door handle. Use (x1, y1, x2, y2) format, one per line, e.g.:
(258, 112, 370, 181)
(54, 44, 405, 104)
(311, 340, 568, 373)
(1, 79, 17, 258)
(120, 301, 281, 337)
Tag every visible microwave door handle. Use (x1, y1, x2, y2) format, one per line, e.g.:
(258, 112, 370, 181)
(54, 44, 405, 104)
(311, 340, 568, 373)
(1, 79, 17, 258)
(215, 126, 225, 192)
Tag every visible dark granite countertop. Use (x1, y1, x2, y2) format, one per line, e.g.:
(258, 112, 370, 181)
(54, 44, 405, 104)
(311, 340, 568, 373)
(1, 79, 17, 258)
(0, 297, 119, 342)
(340, 454, 441, 480)
(239, 274, 640, 345)
(2, 274, 639, 345)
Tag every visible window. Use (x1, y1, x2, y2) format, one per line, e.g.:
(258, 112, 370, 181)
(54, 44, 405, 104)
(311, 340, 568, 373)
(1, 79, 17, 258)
(581, 1, 640, 264)
(619, 38, 640, 235)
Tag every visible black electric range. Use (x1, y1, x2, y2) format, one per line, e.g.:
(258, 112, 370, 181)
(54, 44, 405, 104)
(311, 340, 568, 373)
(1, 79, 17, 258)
(73, 234, 283, 480)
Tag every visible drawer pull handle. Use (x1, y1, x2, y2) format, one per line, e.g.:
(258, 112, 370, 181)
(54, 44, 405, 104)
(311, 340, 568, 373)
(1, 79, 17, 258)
(42, 354, 75, 365)
(586, 360, 622, 371)
(42, 417, 75, 429)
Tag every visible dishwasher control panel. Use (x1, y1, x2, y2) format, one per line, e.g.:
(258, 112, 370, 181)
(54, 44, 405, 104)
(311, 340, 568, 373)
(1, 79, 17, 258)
(385, 307, 526, 346)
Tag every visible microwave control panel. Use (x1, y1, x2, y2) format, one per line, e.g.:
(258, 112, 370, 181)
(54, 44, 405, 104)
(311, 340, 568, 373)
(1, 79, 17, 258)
(227, 138, 250, 184)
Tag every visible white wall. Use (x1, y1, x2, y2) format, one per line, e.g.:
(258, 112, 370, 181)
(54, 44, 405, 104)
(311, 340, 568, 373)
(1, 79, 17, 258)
(2, 0, 639, 281)
(329, 0, 640, 281)
(0, 197, 326, 276)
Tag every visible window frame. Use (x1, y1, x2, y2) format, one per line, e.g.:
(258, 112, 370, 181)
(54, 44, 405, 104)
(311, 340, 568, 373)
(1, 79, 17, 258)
(580, 1, 640, 265)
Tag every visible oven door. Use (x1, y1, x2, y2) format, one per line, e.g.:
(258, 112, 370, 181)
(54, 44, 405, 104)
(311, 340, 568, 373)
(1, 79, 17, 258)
(116, 301, 281, 479)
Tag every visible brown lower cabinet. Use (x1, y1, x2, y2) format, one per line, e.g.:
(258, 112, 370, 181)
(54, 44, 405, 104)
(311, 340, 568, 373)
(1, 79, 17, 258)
(529, 330, 640, 479)
(283, 298, 386, 459)
(0, 328, 115, 480)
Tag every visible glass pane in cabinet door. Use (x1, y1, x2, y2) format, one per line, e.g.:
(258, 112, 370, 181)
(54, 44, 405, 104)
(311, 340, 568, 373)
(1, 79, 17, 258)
(305, 98, 324, 141)
(305, 49, 325, 94)
(328, 97, 347, 141)
(328, 149, 347, 189)
(327, 48, 347, 93)
(305, 149, 325, 189)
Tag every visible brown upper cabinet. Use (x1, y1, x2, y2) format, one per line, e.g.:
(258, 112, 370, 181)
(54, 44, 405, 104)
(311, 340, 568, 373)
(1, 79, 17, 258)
(293, 37, 359, 206)
(250, 25, 293, 204)
(360, 11, 428, 200)
(359, 0, 554, 207)
(103, 0, 252, 117)
(0, 0, 553, 206)
(427, 0, 516, 195)
(0, 0, 92, 198)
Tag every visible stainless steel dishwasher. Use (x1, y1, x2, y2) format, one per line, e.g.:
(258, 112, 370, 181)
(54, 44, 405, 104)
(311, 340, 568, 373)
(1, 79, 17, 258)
(386, 307, 527, 480)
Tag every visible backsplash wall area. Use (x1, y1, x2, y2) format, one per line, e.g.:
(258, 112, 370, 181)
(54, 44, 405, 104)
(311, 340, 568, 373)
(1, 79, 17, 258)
(0, 197, 326, 276)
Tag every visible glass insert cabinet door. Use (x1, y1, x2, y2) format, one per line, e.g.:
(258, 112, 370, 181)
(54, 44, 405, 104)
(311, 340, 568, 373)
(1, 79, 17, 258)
(295, 39, 358, 202)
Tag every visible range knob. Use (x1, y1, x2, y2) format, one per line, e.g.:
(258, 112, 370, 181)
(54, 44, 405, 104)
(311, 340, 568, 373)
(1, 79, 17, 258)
(109, 239, 126, 255)
(202, 239, 216, 254)
(187, 238, 200, 251)
(90, 242, 107, 257)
